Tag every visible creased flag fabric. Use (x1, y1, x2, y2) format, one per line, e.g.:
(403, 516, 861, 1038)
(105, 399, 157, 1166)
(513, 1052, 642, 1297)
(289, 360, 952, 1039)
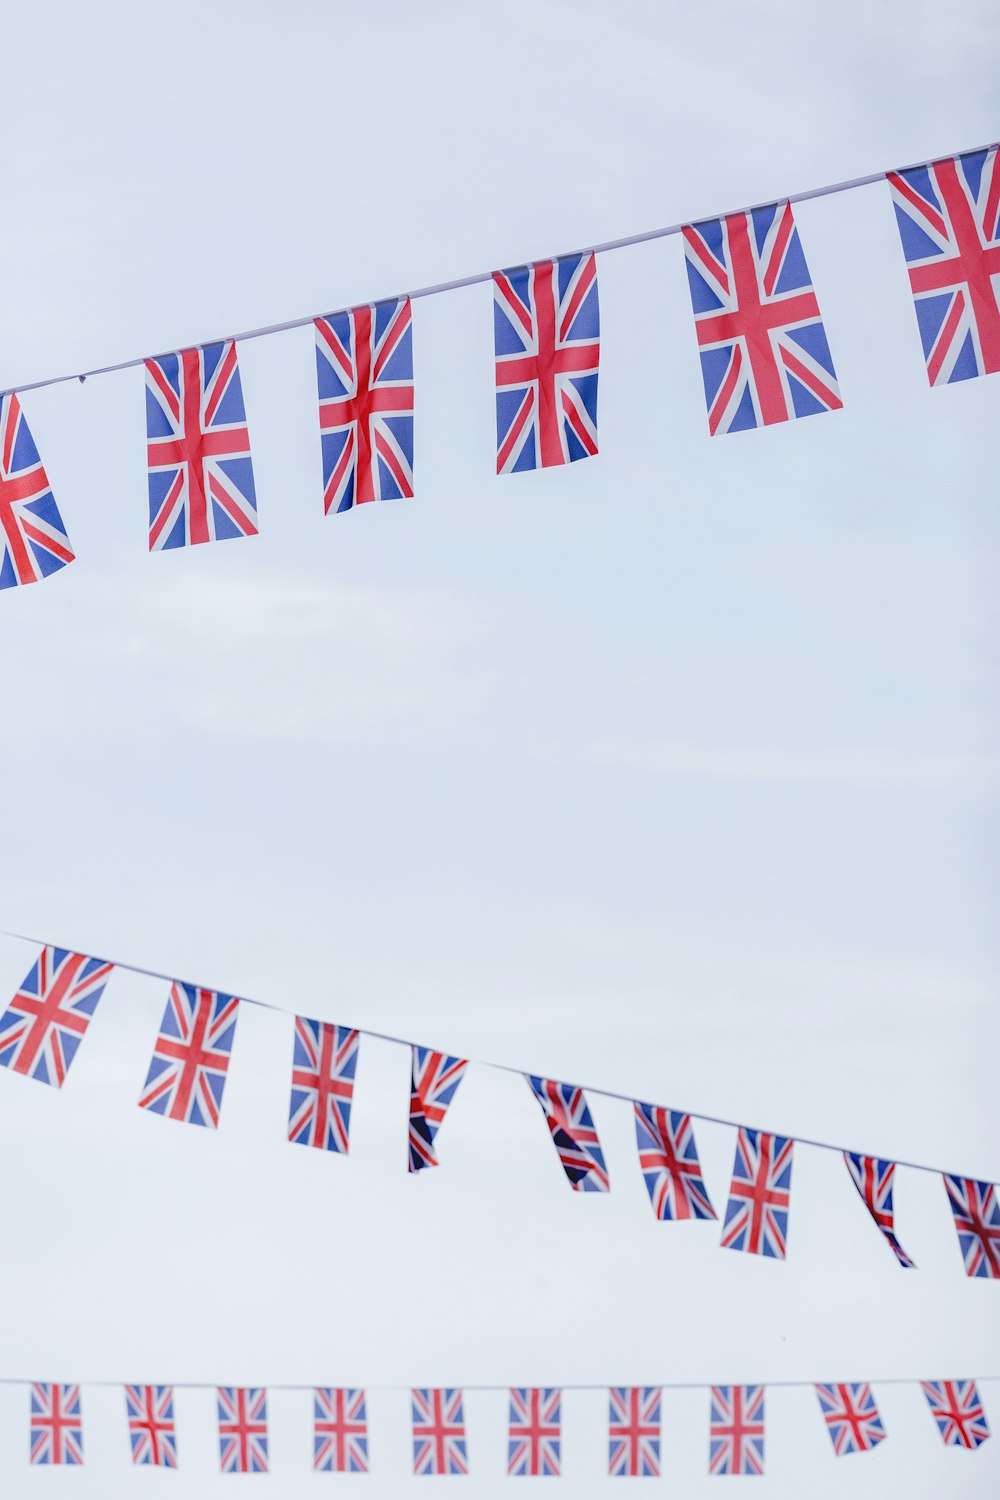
(634, 1102, 716, 1220)
(0, 393, 75, 590)
(0, 946, 113, 1088)
(145, 341, 257, 550)
(411, 1388, 468, 1475)
(608, 1387, 661, 1477)
(125, 1385, 178, 1468)
(527, 1075, 609, 1192)
(314, 1388, 369, 1473)
(709, 1385, 765, 1476)
(493, 253, 599, 472)
(844, 1153, 915, 1268)
(943, 1175, 1000, 1279)
(408, 1047, 468, 1171)
(887, 148, 1000, 384)
(316, 298, 414, 512)
(138, 983, 240, 1128)
(288, 1018, 359, 1153)
(720, 1128, 793, 1259)
(921, 1380, 990, 1449)
(30, 1384, 83, 1466)
(217, 1387, 268, 1473)
(815, 1383, 886, 1457)
(508, 1388, 561, 1476)
(683, 201, 841, 434)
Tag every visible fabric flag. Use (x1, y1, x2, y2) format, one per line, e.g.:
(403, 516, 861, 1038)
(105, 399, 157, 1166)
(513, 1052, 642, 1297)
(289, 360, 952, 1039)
(843, 1153, 915, 1269)
(493, 253, 599, 472)
(408, 1047, 468, 1172)
(0, 393, 75, 590)
(125, 1385, 178, 1468)
(942, 1175, 1000, 1279)
(709, 1385, 765, 1476)
(313, 1388, 369, 1473)
(814, 1383, 886, 1457)
(634, 1102, 716, 1221)
(145, 341, 257, 551)
(886, 147, 1000, 385)
(30, 1384, 84, 1466)
(411, 1388, 468, 1475)
(217, 1387, 268, 1473)
(288, 1018, 359, 1153)
(0, 946, 113, 1088)
(315, 298, 414, 512)
(682, 201, 841, 434)
(527, 1075, 609, 1192)
(138, 982, 240, 1129)
(508, 1388, 561, 1477)
(608, 1387, 661, 1477)
(720, 1128, 793, 1259)
(921, 1381, 991, 1450)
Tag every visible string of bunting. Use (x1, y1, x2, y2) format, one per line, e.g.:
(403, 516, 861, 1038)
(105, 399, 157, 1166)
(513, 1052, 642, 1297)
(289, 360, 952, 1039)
(1, 142, 998, 587)
(1, 932, 998, 1279)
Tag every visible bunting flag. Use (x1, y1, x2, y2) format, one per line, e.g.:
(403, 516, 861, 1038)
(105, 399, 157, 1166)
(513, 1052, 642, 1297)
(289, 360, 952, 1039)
(411, 1388, 468, 1475)
(607, 1387, 661, 1477)
(507, 1388, 562, 1476)
(0, 946, 112, 1088)
(30, 1384, 84, 1466)
(844, 1153, 916, 1269)
(526, 1075, 610, 1192)
(288, 1018, 359, 1153)
(942, 1175, 1000, 1279)
(407, 1047, 468, 1171)
(633, 1102, 716, 1221)
(709, 1385, 765, 1476)
(125, 1385, 178, 1468)
(682, 201, 841, 434)
(720, 1129, 794, 1259)
(0, 393, 75, 590)
(217, 1387, 269, 1474)
(815, 1383, 886, 1457)
(315, 298, 415, 512)
(921, 1381, 991, 1450)
(493, 253, 600, 473)
(886, 147, 1000, 385)
(313, 1388, 369, 1473)
(138, 983, 241, 1128)
(145, 341, 258, 551)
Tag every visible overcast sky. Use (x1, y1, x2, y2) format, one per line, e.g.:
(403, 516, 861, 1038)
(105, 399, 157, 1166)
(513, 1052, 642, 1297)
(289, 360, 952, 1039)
(0, 1, 997, 1495)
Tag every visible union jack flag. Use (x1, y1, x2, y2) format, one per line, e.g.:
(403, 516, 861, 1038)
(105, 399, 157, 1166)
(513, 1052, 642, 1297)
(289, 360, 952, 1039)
(411, 1387, 468, 1475)
(683, 201, 841, 434)
(943, 1175, 1000, 1279)
(408, 1046, 468, 1171)
(138, 982, 240, 1128)
(634, 1102, 716, 1220)
(814, 1383, 886, 1457)
(921, 1380, 990, 1449)
(887, 148, 1000, 385)
(30, 1384, 83, 1466)
(316, 298, 414, 512)
(288, 1017, 359, 1153)
(314, 1388, 369, 1473)
(527, 1075, 609, 1192)
(720, 1128, 794, 1259)
(125, 1385, 178, 1468)
(709, 1385, 765, 1476)
(493, 253, 599, 473)
(508, 1388, 561, 1476)
(145, 341, 257, 551)
(0, 946, 113, 1088)
(217, 1387, 268, 1473)
(608, 1387, 660, 1477)
(843, 1153, 915, 1268)
(0, 393, 75, 590)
